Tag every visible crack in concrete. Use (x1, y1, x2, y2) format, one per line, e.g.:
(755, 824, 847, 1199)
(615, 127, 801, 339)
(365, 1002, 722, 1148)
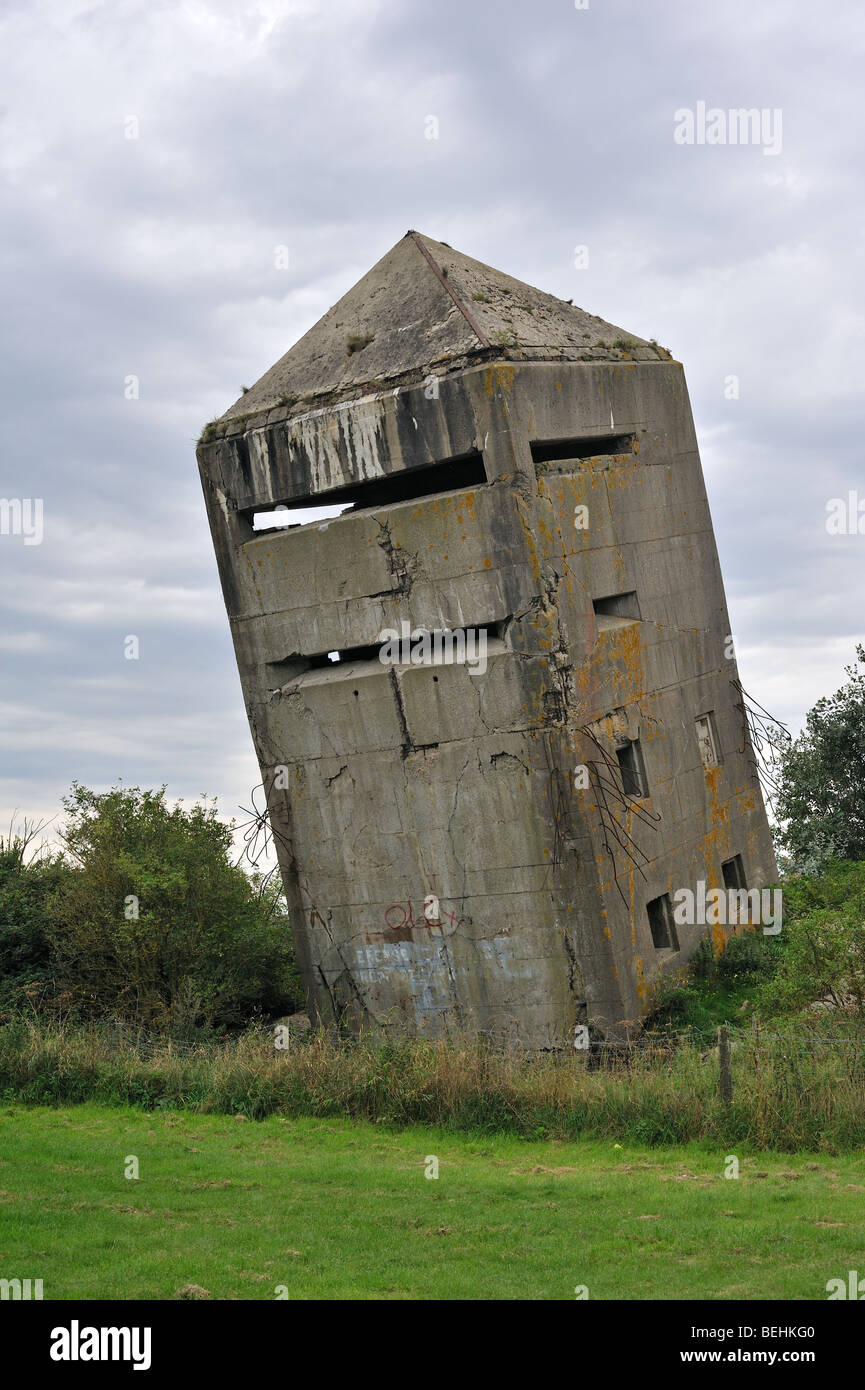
(447, 749, 472, 907)
(373, 515, 419, 596)
(490, 749, 530, 776)
(389, 667, 412, 758)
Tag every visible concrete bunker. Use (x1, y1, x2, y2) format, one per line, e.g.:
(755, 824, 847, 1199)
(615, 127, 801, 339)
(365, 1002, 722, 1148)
(197, 229, 777, 1047)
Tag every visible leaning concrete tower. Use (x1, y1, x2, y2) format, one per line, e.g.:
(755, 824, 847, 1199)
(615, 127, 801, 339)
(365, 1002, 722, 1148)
(197, 230, 776, 1046)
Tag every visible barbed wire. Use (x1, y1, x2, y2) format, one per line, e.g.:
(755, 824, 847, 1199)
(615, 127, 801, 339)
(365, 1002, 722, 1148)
(234, 782, 292, 897)
(79, 1023, 865, 1056)
(578, 724, 662, 910)
(731, 680, 792, 814)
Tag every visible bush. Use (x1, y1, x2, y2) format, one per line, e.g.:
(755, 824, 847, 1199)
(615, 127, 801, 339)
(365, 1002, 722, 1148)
(645, 927, 783, 1033)
(47, 783, 303, 1030)
(710, 930, 782, 985)
(754, 859, 865, 1018)
(0, 823, 69, 1016)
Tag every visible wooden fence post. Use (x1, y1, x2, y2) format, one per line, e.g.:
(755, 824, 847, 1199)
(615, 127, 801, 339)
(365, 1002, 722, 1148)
(719, 1025, 733, 1104)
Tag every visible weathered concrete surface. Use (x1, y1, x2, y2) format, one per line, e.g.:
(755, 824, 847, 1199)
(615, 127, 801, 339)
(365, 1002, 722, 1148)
(198, 232, 777, 1047)
(212, 231, 667, 429)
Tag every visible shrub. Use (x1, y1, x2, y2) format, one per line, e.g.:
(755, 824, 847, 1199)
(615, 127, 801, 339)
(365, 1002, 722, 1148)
(0, 823, 69, 1016)
(47, 783, 302, 1030)
(645, 927, 783, 1033)
(754, 859, 865, 1017)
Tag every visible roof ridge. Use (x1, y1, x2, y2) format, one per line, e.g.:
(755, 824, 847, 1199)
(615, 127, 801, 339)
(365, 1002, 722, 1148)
(406, 230, 491, 349)
(210, 232, 665, 428)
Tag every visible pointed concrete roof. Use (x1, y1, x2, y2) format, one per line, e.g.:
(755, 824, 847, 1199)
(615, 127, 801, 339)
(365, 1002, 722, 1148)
(220, 231, 669, 425)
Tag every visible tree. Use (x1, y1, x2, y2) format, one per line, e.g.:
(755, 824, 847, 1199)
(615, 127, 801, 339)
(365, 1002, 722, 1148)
(48, 783, 303, 1030)
(0, 820, 69, 1016)
(775, 645, 865, 873)
(755, 860, 865, 1017)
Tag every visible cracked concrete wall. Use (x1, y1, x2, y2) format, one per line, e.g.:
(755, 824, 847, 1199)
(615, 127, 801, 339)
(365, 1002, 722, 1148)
(198, 356, 776, 1045)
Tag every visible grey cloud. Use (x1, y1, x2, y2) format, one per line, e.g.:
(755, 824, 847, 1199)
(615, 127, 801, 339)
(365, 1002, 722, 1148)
(0, 0, 862, 842)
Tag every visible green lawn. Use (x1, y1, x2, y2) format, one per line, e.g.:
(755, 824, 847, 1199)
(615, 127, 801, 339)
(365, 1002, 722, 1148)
(1, 1104, 863, 1300)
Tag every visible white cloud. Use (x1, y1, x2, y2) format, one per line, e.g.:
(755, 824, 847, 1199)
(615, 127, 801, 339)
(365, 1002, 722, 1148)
(0, 0, 861, 847)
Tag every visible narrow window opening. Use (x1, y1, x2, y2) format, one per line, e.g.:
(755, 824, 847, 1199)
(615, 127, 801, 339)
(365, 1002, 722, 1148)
(531, 433, 635, 466)
(247, 450, 486, 530)
(647, 893, 679, 952)
(253, 503, 350, 531)
(593, 591, 640, 621)
(307, 643, 383, 669)
(270, 620, 508, 685)
(721, 855, 747, 893)
(695, 712, 721, 768)
(615, 738, 648, 799)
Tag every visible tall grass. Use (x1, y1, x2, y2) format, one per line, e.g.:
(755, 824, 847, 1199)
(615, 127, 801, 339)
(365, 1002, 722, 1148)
(1, 1017, 863, 1151)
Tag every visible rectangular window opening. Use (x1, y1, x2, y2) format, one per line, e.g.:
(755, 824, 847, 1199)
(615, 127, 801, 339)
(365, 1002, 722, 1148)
(593, 591, 640, 621)
(307, 643, 384, 669)
(253, 502, 351, 531)
(647, 893, 679, 952)
(721, 855, 747, 893)
(248, 450, 487, 531)
(269, 619, 508, 685)
(616, 737, 648, 799)
(695, 712, 721, 768)
(531, 433, 635, 467)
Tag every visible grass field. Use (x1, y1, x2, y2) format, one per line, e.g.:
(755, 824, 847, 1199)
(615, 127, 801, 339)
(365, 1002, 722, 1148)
(1, 1104, 864, 1300)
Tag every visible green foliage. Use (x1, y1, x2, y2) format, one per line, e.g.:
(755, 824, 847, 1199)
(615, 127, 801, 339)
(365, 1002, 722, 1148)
(47, 784, 302, 1030)
(645, 930, 782, 1033)
(754, 859, 865, 1018)
(776, 645, 865, 873)
(3, 1018, 865, 1152)
(695, 929, 782, 986)
(0, 824, 69, 1014)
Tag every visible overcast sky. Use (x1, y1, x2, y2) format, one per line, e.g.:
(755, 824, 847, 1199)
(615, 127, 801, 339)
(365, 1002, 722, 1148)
(1, 0, 862, 850)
